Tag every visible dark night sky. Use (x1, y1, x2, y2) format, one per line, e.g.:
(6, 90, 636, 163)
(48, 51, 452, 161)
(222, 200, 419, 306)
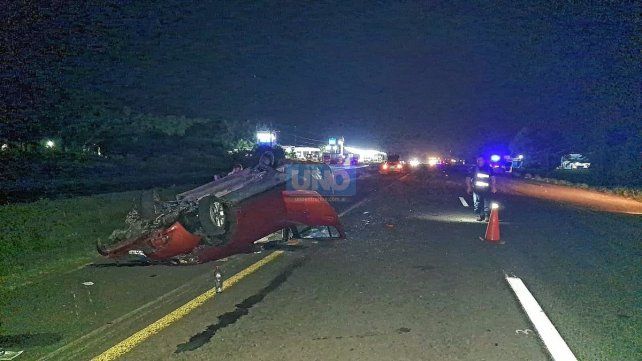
(76, 1, 637, 156)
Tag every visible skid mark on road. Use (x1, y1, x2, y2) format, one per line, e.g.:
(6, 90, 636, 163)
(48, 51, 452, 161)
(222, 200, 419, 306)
(175, 256, 308, 353)
(91, 251, 284, 361)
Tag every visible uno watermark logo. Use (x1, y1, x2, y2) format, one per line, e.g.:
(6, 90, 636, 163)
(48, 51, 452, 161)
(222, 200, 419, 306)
(285, 164, 356, 196)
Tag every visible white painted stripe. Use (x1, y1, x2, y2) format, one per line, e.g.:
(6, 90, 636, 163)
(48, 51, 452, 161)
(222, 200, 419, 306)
(458, 196, 469, 207)
(339, 173, 407, 217)
(505, 276, 578, 361)
(339, 197, 370, 217)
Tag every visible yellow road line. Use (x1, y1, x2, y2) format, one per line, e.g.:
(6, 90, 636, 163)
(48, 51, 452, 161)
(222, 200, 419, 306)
(91, 250, 284, 361)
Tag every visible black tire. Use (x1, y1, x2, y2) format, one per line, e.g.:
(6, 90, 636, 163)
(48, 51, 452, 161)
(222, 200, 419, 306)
(258, 150, 275, 170)
(197, 195, 235, 237)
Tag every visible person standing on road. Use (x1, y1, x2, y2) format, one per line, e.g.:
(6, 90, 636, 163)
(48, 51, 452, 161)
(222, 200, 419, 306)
(466, 156, 497, 221)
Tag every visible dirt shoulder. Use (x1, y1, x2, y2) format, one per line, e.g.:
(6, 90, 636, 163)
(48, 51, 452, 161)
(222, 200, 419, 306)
(499, 177, 642, 215)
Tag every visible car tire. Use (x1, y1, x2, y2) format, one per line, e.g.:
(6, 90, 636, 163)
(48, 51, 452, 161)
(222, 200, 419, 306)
(197, 195, 235, 237)
(258, 150, 275, 170)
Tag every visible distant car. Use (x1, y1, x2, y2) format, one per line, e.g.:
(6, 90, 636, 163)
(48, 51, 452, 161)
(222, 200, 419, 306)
(379, 155, 407, 175)
(560, 153, 591, 170)
(98, 152, 345, 264)
(323, 152, 344, 165)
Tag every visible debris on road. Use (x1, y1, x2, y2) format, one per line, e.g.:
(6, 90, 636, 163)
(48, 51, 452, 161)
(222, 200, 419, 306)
(214, 267, 223, 293)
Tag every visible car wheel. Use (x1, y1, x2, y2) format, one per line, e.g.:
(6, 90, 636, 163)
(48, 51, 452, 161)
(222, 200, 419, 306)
(258, 150, 275, 170)
(198, 195, 233, 236)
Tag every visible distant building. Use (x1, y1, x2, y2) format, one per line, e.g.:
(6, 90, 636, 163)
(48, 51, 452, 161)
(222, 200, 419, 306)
(343, 146, 387, 163)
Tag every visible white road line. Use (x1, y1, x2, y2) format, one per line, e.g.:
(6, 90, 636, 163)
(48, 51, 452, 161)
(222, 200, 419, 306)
(338, 173, 406, 217)
(339, 197, 370, 217)
(505, 276, 578, 361)
(458, 196, 469, 207)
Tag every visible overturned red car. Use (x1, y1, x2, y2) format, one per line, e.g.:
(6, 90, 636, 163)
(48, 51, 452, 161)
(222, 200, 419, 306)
(98, 152, 345, 264)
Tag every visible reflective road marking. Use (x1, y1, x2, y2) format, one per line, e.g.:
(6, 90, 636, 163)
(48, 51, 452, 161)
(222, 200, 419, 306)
(459, 196, 469, 207)
(505, 275, 578, 361)
(91, 251, 284, 361)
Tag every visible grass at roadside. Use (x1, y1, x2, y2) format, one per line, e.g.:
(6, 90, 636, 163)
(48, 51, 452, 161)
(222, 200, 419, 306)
(0, 191, 141, 290)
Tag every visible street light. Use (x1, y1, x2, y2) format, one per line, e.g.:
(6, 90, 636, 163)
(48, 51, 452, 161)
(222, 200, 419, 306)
(45, 140, 55, 149)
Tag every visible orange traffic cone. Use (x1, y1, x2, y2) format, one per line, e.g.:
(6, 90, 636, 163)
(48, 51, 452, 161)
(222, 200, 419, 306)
(484, 204, 501, 243)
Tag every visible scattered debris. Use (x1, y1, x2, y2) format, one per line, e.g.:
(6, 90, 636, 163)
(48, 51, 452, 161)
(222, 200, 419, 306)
(81, 281, 94, 286)
(385, 223, 395, 228)
(214, 267, 223, 293)
(362, 211, 370, 215)
(515, 329, 533, 335)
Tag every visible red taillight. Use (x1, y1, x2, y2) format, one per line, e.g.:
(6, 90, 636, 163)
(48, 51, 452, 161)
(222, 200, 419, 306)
(397, 164, 403, 169)
(382, 163, 389, 170)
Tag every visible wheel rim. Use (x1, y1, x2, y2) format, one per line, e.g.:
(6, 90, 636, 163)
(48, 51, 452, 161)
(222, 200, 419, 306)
(209, 201, 226, 228)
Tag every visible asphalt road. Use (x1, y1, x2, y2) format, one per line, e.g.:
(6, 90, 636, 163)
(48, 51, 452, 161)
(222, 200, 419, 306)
(2, 168, 640, 361)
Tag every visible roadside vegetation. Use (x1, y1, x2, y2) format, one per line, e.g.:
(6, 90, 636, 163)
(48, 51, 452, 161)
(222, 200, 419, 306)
(508, 123, 641, 188)
(0, 190, 142, 290)
(1, 108, 257, 203)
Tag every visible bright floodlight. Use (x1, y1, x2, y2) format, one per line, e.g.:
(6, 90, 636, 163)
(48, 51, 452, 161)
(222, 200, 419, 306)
(409, 158, 420, 167)
(491, 202, 499, 209)
(45, 140, 55, 148)
(490, 154, 501, 162)
(427, 157, 439, 166)
(517, 154, 524, 160)
(256, 131, 275, 144)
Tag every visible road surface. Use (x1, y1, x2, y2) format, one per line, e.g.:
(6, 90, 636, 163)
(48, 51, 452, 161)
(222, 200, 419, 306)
(1, 167, 640, 360)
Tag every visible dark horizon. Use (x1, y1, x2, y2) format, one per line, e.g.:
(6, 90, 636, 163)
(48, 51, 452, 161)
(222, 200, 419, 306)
(3, 1, 639, 157)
